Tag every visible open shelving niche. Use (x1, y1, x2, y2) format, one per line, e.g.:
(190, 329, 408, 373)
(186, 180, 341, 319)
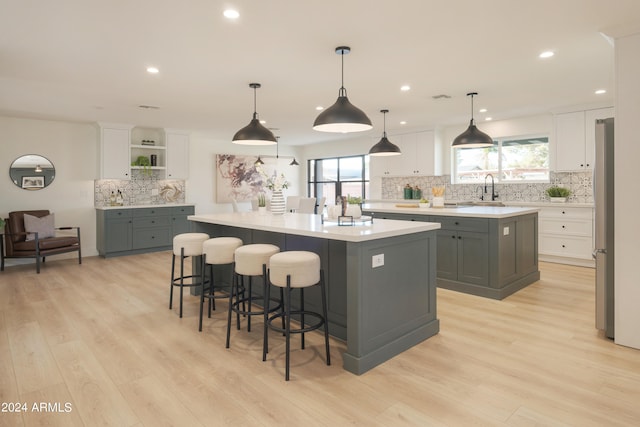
(130, 127, 166, 176)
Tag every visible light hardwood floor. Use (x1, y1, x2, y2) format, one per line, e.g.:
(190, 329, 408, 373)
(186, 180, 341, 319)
(1, 254, 639, 426)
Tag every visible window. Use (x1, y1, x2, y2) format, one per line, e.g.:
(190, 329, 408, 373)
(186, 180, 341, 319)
(454, 136, 549, 183)
(308, 155, 369, 204)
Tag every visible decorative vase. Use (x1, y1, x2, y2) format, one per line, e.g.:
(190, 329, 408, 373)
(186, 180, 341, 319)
(431, 196, 445, 208)
(270, 190, 286, 215)
(258, 206, 267, 215)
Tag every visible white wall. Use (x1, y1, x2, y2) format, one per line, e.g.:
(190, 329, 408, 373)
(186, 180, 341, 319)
(0, 116, 98, 263)
(614, 31, 640, 349)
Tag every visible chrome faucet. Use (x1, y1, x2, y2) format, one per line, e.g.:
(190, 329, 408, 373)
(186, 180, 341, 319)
(484, 174, 499, 201)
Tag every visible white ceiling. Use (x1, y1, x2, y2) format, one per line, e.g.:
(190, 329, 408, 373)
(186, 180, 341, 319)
(2, 0, 639, 146)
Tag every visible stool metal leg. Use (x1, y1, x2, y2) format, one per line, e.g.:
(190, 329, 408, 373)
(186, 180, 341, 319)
(300, 287, 305, 350)
(179, 248, 185, 318)
(169, 253, 176, 310)
(320, 270, 331, 366)
(198, 254, 207, 332)
(285, 275, 292, 381)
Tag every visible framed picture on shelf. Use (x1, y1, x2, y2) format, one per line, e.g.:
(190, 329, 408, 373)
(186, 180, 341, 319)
(21, 176, 45, 189)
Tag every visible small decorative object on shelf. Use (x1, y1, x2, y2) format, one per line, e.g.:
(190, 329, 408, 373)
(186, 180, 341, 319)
(132, 155, 153, 176)
(545, 186, 571, 202)
(141, 139, 155, 146)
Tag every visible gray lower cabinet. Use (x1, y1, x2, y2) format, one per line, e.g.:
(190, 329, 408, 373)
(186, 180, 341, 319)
(434, 217, 489, 286)
(97, 205, 194, 257)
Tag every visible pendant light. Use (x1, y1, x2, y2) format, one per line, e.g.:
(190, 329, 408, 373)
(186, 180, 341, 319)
(255, 156, 264, 166)
(313, 46, 372, 133)
(452, 92, 493, 148)
(232, 83, 277, 145)
(369, 109, 401, 156)
(289, 158, 299, 166)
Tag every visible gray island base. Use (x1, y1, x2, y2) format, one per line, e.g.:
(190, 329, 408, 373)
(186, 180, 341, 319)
(189, 212, 440, 375)
(363, 203, 541, 300)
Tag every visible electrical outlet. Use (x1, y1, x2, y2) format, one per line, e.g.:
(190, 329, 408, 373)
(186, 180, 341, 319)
(503, 226, 509, 236)
(372, 254, 384, 268)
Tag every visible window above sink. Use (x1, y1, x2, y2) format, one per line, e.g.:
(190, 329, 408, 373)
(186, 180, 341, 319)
(453, 135, 549, 184)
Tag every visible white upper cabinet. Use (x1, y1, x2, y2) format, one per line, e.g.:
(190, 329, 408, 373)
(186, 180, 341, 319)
(554, 107, 614, 171)
(166, 131, 189, 179)
(99, 123, 132, 179)
(370, 130, 437, 177)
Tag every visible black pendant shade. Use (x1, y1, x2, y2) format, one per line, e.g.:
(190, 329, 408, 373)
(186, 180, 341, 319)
(313, 46, 372, 133)
(369, 109, 401, 156)
(452, 92, 493, 148)
(289, 158, 299, 166)
(255, 156, 264, 166)
(232, 83, 277, 145)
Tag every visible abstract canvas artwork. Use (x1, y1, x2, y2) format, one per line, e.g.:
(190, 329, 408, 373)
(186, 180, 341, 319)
(216, 154, 290, 203)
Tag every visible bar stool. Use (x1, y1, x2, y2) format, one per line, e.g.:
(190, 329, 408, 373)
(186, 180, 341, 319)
(264, 251, 331, 381)
(169, 232, 210, 318)
(226, 243, 281, 348)
(199, 237, 243, 331)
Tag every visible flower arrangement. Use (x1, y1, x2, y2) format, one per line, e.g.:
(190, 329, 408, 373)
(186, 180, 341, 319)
(258, 167, 289, 191)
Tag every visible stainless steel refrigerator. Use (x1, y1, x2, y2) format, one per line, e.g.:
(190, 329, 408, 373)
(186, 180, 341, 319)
(594, 117, 614, 339)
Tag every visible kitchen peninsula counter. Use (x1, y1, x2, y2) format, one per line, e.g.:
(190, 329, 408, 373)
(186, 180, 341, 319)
(189, 212, 440, 375)
(362, 203, 540, 300)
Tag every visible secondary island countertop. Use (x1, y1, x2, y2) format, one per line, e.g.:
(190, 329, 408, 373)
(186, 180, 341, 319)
(188, 211, 441, 242)
(362, 202, 539, 218)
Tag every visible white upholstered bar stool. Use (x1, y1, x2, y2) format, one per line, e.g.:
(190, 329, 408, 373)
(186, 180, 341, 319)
(199, 237, 243, 332)
(264, 251, 331, 381)
(169, 232, 210, 318)
(226, 243, 281, 348)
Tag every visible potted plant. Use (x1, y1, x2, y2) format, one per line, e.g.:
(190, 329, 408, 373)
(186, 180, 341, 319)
(257, 193, 267, 214)
(546, 186, 571, 202)
(0, 217, 5, 231)
(131, 155, 153, 176)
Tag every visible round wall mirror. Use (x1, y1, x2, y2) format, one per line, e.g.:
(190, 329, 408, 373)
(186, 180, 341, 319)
(9, 154, 56, 190)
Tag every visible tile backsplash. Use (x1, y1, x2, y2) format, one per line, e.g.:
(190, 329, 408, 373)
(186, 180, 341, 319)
(95, 170, 186, 207)
(381, 171, 593, 204)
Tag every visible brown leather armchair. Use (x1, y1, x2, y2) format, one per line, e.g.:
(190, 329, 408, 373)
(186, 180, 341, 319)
(1, 210, 81, 274)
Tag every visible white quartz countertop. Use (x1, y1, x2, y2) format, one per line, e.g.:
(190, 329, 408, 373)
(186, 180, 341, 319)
(362, 203, 539, 219)
(95, 203, 194, 210)
(188, 212, 440, 242)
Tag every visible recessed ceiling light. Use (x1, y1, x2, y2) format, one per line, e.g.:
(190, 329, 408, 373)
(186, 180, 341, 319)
(485, 117, 493, 121)
(400, 121, 407, 125)
(479, 108, 487, 113)
(595, 89, 607, 95)
(146, 66, 159, 74)
(400, 85, 411, 91)
(316, 106, 324, 111)
(223, 9, 240, 19)
(539, 51, 554, 59)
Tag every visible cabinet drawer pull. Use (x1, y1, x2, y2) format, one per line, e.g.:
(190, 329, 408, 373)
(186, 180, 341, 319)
(451, 235, 456, 239)
(458, 236, 462, 240)
(454, 221, 459, 225)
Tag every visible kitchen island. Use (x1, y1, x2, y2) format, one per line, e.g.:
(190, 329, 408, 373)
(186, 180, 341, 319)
(189, 212, 440, 375)
(362, 203, 540, 300)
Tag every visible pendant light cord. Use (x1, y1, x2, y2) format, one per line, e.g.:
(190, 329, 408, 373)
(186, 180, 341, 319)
(339, 48, 347, 97)
(253, 86, 258, 120)
(383, 110, 387, 137)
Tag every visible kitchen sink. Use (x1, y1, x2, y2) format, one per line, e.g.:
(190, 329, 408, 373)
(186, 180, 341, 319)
(454, 200, 505, 207)
(470, 201, 505, 207)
